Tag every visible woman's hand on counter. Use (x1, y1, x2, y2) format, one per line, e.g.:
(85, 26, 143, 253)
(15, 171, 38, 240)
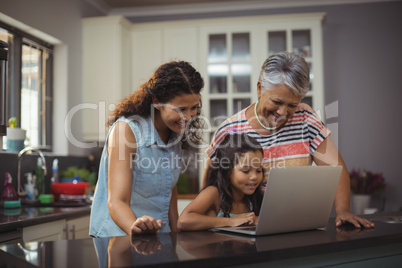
(131, 216, 162, 235)
(335, 211, 375, 229)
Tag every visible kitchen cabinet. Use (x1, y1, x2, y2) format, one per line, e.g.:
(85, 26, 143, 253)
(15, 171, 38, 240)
(23, 219, 66, 242)
(131, 26, 199, 89)
(82, 16, 131, 142)
(131, 29, 163, 89)
(22, 215, 90, 242)
(64, 215, 90, 240)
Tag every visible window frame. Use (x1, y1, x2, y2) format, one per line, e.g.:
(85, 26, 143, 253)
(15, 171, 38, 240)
(0, 21, 53, 151)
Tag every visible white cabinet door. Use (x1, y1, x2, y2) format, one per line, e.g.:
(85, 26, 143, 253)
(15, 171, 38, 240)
(22, 215, 90, 242)
(131, 27, 199, 92)
(65, 215, 90, 240)
(82, 16, 131, 141)
(164, 27, 198, 66)
(22, 219, 66, 242)
(131, 29, 163, 89)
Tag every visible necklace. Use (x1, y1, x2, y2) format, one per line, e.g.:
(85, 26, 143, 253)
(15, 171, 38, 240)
(254, 100, 277, 131)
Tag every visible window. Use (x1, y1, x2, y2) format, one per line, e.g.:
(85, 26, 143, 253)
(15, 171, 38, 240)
(206, 32, 253, 131)
(0, 22, 53, 150)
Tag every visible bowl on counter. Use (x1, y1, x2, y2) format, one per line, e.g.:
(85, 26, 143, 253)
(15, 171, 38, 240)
(50, 182, 89, 202)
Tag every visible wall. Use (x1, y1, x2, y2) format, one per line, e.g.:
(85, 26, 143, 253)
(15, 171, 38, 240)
(321, 3, 402, 211)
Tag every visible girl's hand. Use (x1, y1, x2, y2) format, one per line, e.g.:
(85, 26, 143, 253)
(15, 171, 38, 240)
(335, 211, 375, 229)
(131, 216, 163, 235)
(229, 212, 256, 227)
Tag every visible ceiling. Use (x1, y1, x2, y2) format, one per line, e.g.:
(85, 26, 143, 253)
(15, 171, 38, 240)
(102, 0, 237, 8)
(86, 0, 394, 19)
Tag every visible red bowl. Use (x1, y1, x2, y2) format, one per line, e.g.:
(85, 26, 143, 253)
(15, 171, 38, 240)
(50, 182, 89, 196)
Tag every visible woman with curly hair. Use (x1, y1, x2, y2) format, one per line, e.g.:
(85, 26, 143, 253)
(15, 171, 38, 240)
(90, 61, 204, 237)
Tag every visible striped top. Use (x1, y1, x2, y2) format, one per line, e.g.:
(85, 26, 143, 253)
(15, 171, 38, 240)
(205, 103, 330, 174)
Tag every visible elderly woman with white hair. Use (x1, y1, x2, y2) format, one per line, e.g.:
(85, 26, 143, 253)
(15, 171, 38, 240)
(204, 51, 374, 228)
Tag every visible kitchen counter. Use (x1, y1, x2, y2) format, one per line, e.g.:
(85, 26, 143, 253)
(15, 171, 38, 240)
(0, 204, 91, 233)
(1, 211, 402, 267)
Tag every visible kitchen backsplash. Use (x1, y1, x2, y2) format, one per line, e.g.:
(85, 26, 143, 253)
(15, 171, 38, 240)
(0, 151, 98, 198)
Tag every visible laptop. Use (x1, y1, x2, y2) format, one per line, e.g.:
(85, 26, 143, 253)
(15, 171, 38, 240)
(214, 165, 342, 236)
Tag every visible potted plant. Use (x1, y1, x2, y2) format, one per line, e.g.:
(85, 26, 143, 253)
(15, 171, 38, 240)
(349, 169, 386, 214)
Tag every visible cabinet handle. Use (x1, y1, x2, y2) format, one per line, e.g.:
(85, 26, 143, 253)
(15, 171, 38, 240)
(71, 225, 76, 240)
(64, 223, 69, 240)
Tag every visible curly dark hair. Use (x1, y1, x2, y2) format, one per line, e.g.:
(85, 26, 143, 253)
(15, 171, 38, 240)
(204, 133, 264, 217)
(107, 60, 204, 149)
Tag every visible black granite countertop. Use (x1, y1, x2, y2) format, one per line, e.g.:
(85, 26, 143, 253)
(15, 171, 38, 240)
(0, 204, 91, 233)
(1, 211, 402, 267)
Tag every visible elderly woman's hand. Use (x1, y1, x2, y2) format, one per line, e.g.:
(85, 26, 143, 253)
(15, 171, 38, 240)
(335, 211, 375, 229)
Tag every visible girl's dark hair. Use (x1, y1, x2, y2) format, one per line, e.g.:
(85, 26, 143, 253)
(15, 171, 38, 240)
(204, 133, 264, 217)
(107, 60, 204, 149)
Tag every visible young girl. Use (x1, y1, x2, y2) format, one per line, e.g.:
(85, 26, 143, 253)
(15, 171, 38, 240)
(90, 61, 204, 237)
(177, 133, 264, 231)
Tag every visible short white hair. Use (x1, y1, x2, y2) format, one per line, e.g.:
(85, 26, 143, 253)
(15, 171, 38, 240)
(258, 52, 310, 97)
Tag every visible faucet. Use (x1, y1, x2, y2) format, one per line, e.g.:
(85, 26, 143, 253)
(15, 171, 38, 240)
(17, 147, 47, 197)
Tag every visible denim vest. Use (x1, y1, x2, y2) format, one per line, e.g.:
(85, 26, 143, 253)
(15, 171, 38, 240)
(90, 116, 182, 237)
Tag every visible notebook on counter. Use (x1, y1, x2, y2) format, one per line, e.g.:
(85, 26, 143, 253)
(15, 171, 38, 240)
(215, 165, 342, 236)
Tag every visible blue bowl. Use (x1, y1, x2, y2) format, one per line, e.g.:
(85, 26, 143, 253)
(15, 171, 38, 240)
(61, 177, 84, 183)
